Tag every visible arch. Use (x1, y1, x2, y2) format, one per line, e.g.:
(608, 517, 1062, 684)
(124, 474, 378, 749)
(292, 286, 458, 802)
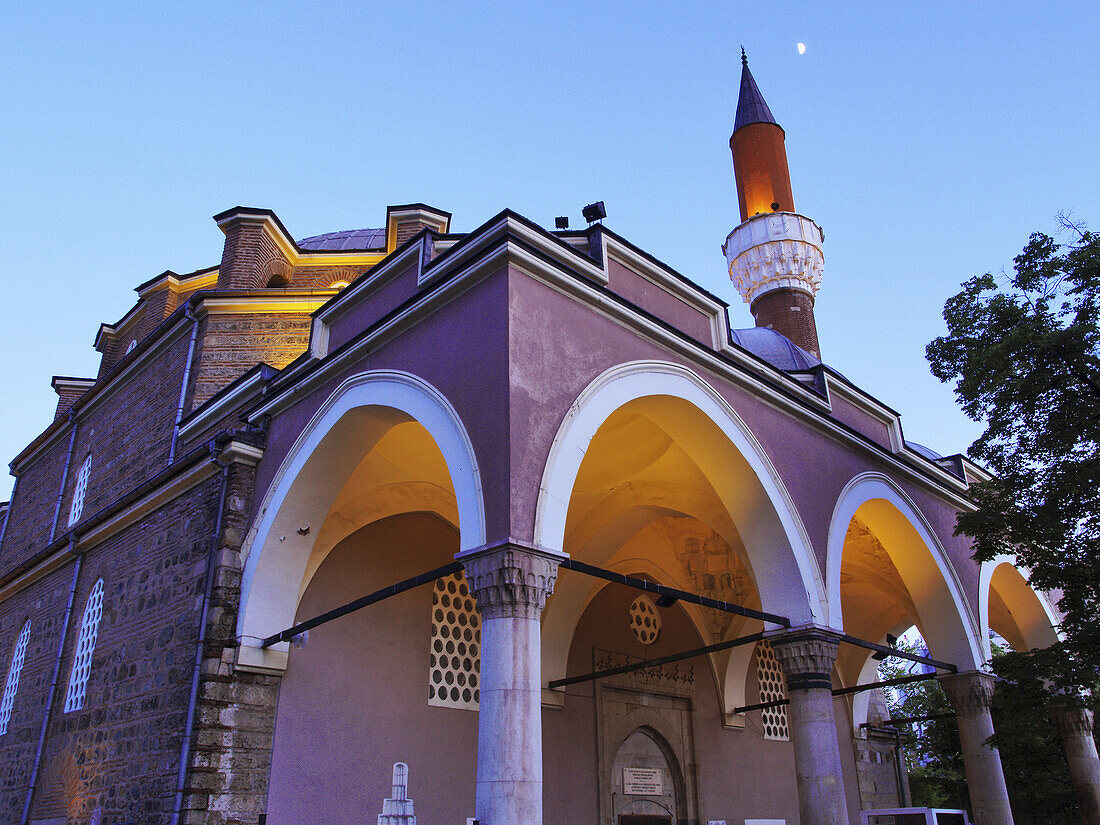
(236, 370, 485, 672)
(536, 361, 824, 704)
(826, 472, 983, 670)
(978, 555, 1060, 660)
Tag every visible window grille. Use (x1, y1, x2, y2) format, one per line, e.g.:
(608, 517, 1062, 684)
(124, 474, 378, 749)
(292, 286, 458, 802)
(68, 454, 92, 527)
(64, 579, 104, 713)
(428, 572, 481, 710)
(756, 640, 789, 741)
(628, 595, 661, 645)
(0, 621, 31, 734)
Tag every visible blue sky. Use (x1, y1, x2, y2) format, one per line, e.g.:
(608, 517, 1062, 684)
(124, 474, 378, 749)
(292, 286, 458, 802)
(2, 3, 1098, 499)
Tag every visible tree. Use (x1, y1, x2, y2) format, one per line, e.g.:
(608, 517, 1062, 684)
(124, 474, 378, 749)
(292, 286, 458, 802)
(883, 638, 1079, 823)
(926, 218, 1100, 699)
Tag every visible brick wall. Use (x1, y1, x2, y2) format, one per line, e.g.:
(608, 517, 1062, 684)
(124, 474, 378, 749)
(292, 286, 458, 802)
(182, 462, 281, 824)
(218, 223, 289, 292)
(56, 331, 191, 535)
(0, 563, 76, 823)
(750, 287, 820, 358)
(187, 313, 312, 412)
(0, 435, 71, 573)
(26, 474, 220, 824)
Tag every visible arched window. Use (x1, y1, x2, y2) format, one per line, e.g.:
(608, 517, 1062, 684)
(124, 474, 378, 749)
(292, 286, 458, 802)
(68, 454, 92, 527)
(756, 640, 789, 741)
(0, 621, 32, 734)
(64, 579, 104, 713)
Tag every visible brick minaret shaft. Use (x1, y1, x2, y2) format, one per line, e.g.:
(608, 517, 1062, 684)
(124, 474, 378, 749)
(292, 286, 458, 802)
(725, 50, 823, 359)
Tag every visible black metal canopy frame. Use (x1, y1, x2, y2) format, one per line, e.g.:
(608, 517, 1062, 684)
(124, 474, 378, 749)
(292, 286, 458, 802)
(260, 557, 958, 704)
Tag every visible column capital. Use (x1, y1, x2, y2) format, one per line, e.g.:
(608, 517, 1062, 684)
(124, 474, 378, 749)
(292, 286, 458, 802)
(769, 626, 840, 692)
(938, 670, 997, 716)
(461, 543, 562, 620)
(1050, 703, 1096, 736)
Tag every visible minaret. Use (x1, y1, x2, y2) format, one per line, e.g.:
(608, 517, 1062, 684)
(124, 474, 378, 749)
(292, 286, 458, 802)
(723, 50, 825, 358)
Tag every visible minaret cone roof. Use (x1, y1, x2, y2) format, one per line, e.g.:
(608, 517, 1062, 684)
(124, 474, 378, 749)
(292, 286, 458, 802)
(733, 51, 779, 132)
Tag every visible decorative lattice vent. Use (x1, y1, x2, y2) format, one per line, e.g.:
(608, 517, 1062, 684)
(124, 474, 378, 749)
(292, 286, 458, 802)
(428, 572, 481, 711)
(756, 640, 789, 741)
(65, 579, 104, 713)
(0, 621, 31, 734)
(628, 595, 661, 645)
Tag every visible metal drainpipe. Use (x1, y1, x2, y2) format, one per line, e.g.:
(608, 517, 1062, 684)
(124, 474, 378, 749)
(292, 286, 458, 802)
(48, 413, 79, 544)
(170, 448, 230, 825)
(0, 475, 19, 549)
(168, 308, 201, 465)
(21, 544, 81, 825)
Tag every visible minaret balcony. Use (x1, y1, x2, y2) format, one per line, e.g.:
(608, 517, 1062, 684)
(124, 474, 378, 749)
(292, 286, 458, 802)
(723, 211, 824, 305)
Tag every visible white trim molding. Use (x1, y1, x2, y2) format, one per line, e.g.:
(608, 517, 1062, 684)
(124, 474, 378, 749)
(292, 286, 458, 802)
(826, 472, 983, 669)
(235, 369, 486, 674)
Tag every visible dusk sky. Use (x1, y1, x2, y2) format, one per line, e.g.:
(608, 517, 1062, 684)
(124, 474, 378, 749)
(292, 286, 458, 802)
(2, 3, 1097, 500)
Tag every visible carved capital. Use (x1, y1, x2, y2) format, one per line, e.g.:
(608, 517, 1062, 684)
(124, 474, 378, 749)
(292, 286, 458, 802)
(938, 671, 996, 716)
(770, 627, 839, 692)
(461, 544, 561, 620)
(1050, 704, 1095, 737)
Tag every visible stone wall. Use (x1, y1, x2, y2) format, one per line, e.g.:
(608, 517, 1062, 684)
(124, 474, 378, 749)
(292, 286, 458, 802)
(25, 473, 220, 823)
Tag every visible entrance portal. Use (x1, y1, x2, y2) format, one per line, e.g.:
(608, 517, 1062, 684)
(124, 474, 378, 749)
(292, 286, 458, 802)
(609, 728, 684, 824)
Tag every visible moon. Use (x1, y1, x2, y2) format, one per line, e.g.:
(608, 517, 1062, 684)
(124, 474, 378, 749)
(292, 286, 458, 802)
(797, 42, 807, 54)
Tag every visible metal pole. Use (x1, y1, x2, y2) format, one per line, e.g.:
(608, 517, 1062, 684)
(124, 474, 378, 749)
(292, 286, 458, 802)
(261, 560, 463, 648)
(559, 558, 789, 627)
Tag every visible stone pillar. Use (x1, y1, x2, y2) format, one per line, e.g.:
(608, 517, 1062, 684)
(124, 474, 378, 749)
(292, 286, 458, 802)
(1050, 704, 1100, 825)
(938, 671, 1015, 825)
(463, 544, 561, 825)
(770, 627, 849, 825)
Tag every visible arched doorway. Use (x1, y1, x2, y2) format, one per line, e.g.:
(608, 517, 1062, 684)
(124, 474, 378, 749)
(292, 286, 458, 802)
(611, 728, 686, 824)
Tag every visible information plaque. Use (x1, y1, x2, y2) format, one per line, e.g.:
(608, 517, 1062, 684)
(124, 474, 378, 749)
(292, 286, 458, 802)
(622, 767, 663, 795)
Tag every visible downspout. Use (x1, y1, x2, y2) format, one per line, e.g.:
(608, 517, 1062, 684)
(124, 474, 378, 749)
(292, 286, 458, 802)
(170, 445, 230, 825)
(21, 544, 81, 825)
(0, 475, 19, 549)
(168, 308, 201, 465)
(48, 413, 79, 543)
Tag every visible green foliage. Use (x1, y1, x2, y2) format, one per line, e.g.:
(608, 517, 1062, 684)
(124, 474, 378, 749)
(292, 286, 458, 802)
(883, 642, 1080, 823)
(879, 644, 968, 811)
(926, 220, 1100, 698)
(988, 650, 1079, 825)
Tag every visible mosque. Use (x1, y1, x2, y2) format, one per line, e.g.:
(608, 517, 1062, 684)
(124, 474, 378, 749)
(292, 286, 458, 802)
(0, 56, 1092, 825)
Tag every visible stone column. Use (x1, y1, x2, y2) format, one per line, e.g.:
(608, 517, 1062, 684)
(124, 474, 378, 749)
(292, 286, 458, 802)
(770, 627, 850, 825)
(463, 543, 561, 825)
(1049, 703, 1100, 825)
(937, 671, 1015, 825)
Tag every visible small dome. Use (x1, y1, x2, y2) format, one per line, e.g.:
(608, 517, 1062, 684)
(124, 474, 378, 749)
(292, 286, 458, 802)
(730, 327, 820, 371)
(297, 228, 385, 251)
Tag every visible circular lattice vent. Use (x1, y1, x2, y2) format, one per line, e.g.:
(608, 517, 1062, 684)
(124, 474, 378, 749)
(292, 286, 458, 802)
(628, 595, 661, 645)
(429, 572, 481, 710)
(756, 640, 790, 740)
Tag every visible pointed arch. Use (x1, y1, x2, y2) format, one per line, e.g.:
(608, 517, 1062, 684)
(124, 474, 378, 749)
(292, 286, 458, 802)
(236, 370, 485, 673)
(826, 472, 982, 670)
(535, 360, 825, 699)
(978, 555, 1060, 660)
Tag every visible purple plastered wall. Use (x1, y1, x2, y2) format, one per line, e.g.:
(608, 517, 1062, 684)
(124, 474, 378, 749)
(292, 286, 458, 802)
(253, 267, 513, 546)
(606, 259, 715, 347)
(265, 512, 476, 824)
